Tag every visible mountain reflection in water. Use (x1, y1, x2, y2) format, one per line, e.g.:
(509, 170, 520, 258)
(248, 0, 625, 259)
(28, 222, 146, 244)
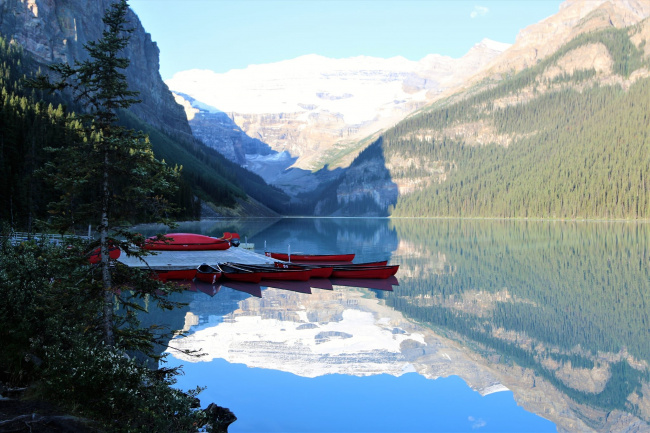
(137, 218, 650, 432)
(164, 285, 553, 432)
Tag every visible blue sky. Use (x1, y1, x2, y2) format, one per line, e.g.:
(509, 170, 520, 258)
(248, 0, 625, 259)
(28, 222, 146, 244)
(129, 0, 563, 80)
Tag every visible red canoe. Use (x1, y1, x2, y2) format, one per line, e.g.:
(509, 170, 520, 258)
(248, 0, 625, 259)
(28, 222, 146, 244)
(144, 233, 230, 251)
(274, 262, 334, 278)
(149, 266, 198, 282)
(275, 261, 387, 277)
(195, 263, 222, 284)
(88, 245, 121, 264)
(330, 265, 399, 279)
(273, 262, 332, 278)
(225, 263, 312, 281)
(265, 252, 355, 262)
(218, 263, 262, 283)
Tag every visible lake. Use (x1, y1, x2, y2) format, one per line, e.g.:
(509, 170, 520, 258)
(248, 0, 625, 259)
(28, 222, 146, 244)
(136, 218, 650, 432)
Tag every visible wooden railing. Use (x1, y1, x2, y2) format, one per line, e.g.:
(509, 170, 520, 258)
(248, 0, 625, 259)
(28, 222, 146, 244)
(4, 232, 92, 246)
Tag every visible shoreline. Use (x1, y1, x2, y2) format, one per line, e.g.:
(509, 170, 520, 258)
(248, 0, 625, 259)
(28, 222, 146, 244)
(192, 215, 650, 223)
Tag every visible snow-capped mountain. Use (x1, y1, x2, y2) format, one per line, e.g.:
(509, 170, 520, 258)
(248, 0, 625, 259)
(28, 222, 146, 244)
(166, 39, 510, 173)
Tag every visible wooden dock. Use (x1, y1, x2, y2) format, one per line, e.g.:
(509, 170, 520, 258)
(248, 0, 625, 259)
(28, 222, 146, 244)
(117, 245, 271, 270)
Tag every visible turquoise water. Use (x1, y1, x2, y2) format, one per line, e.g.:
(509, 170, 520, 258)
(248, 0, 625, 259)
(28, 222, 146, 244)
(141, 218, 650, 432)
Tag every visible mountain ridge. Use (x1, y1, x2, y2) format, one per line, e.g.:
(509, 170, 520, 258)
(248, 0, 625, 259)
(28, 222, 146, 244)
(166, 39, 510, 173)
(471, 0, 650, 83)
(307, 0, 650, 217)
(166, 0, 650, 218)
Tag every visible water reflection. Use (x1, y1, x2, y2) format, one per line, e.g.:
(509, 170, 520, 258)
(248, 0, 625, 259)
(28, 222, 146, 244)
(149, 218, 649, 432)
(330, 276, 398, 291)
(164, 284, 552, 432)
(387, 219, 650, 432)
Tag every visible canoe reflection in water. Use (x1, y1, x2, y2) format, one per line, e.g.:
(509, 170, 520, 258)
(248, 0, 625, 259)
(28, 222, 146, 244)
(309, 279, 334, 290)
(193, 276, 399, 297)
(177, 278, 266, 298)
(330, 276, 398, 292)
(190, 280, 222, 297)
(220, 281, 263, 298)
(263, 280, 312, 294)
(180, 276, 398, 297)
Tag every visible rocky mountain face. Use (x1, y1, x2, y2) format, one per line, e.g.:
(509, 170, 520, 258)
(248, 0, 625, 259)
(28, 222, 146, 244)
(308, 139, 398, 217)
(0, 0, 191, 140)
(477, 0, 650, 79)
(173, 93, 274, 165)
(167, 40, 509, 212)
(150, 0, 650, 217)
(168, 0, 650, 217)
(167, 43, 509, 166)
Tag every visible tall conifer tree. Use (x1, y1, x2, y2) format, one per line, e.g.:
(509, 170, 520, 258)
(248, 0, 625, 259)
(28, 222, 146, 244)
(31, 0, 178, 345)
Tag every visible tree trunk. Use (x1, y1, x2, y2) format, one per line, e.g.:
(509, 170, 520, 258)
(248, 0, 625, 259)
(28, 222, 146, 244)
(101, 148, 114, 346)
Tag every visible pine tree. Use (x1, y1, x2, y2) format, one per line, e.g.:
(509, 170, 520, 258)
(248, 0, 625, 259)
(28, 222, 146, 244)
(30, 0, 178, 346)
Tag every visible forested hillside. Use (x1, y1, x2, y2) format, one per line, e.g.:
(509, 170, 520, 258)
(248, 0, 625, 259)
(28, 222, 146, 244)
(0, 36, 287, 230)
(0, 38, 80, 227)
(381, 26, 650, 219)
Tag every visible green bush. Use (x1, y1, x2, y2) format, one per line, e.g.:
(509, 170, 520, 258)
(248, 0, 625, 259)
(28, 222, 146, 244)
(41, 338, 204, 433)
(0, 236, 218, 432)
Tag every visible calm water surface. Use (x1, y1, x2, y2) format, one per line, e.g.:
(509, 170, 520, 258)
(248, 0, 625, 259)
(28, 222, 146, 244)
(137, 218, 650, 432)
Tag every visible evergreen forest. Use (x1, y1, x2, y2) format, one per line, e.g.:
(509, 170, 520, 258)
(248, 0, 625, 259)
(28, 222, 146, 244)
(382, 27, 650, 219)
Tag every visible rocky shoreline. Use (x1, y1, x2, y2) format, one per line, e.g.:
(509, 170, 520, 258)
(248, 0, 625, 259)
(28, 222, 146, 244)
(0, 387, 94, 433)
(0, 385, 236, 433)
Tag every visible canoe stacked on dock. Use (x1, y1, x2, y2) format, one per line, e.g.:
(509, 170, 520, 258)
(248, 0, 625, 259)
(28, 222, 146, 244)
(149, 260, 398, 283)
(140, 243, 399, 289)
(224, 263, 313, 281)
(143, 232, 239, 251)
(149, 266, 198, 282)
(195, 263, 222, 284)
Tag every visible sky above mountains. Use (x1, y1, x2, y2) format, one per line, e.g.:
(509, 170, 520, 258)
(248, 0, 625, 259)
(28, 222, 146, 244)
(129, 0, 563, 80)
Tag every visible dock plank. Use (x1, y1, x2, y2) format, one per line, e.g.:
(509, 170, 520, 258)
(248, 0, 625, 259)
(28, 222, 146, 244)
(117, 246, 273, 269)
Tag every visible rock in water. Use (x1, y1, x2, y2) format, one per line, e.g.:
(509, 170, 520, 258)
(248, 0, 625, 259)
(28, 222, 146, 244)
(204, 403, 237, 433)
